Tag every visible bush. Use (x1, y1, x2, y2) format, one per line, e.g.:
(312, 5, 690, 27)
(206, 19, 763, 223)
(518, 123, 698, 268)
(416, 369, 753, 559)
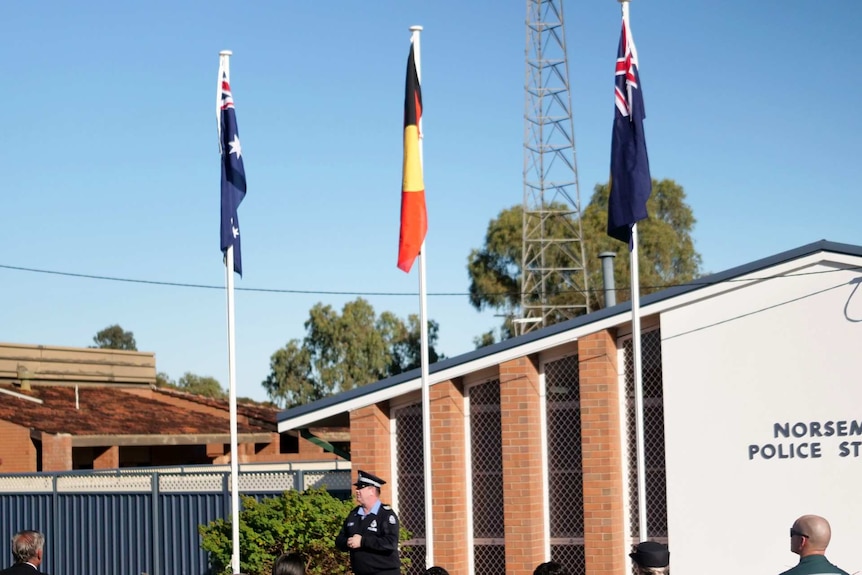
(199, 488, 411, 575)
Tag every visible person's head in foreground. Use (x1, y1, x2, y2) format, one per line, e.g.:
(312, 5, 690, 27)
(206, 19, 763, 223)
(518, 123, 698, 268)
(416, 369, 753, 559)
(630, 541, 669, 575)
(272, 552, 305, 575)
(11, 530, 45, 567)
(533, 561, 569, 575)
(790, 514, 832, 557)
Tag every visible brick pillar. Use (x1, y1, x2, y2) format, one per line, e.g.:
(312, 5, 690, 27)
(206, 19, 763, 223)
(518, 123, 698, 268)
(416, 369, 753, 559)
(239, 442, 256, 462)
(349, 403, 393, 501)
(0, 420, 37, 472)
(247, 433, 277, 459)
(429, 379, 468, 574)
(207, 442, 227, 460)
(93, 445, 119, 469)
(42, 433, 73, 471)
(499, 356, 545, 575)
(578, 330, 626, 575)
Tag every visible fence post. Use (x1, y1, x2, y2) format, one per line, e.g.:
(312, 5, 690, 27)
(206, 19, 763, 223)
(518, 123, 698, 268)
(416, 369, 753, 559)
(151, 472, 160, 575)
(51, 473, 59, 575)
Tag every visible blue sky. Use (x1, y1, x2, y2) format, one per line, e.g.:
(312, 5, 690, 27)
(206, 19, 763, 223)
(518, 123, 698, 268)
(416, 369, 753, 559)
(4, 1, 860, 402)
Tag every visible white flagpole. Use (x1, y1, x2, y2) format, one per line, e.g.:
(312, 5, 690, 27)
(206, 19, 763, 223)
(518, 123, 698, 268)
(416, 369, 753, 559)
(410, 24, 435, 569)
(630, 222, 647, 543)
(621, 1, 648, 544)
(219, 49, 242, 575)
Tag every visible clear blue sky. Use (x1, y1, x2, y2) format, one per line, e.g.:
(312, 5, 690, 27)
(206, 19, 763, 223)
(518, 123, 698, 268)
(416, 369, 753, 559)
(4, 1, 860, 402)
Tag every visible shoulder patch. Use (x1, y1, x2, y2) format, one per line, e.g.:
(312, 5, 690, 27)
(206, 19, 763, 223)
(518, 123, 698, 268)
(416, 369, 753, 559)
(389, 514, 397, 524)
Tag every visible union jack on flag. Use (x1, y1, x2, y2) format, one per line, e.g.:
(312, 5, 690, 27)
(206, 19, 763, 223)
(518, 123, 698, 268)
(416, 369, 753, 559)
(219, 71, 247, 275)
(607, 17, 651, 246)
(614, 20, 642, 118)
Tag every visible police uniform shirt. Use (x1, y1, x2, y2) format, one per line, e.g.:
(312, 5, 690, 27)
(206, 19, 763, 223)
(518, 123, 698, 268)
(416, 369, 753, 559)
(779, 555, 850, 575)
(335, 500, 400, 575)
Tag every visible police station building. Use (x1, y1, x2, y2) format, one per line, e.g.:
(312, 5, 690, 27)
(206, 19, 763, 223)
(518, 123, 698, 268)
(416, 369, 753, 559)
(278, 240, 862, 575)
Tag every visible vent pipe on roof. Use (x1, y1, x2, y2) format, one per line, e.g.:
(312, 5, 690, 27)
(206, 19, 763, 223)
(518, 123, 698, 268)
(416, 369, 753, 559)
(16, 365, 32, 391)
(75, 385, 80, 410)
(599, 251, 617, 308)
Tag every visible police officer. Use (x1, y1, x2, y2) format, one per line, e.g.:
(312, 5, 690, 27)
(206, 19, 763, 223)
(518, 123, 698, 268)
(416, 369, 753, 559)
(335, 470, 400, 575)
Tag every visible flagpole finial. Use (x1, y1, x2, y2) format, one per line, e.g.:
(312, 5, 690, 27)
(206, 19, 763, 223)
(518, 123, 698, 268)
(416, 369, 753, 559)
(220, 50, 233, 56)
(409, 25, 423, 32)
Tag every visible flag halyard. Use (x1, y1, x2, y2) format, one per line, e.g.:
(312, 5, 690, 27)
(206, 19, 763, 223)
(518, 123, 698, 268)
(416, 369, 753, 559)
(220, 72, 247, 275)
(607, 17, 651, 246)
(398, 41, 427, 273)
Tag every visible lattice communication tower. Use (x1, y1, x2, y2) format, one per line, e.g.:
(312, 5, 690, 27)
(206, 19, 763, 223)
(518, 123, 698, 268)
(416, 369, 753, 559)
(521, 0, 590, 334)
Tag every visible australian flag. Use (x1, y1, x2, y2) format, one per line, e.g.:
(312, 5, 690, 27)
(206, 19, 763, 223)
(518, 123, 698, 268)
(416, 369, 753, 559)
(607, 17, 651, 246)
(220, 72, 247, 275)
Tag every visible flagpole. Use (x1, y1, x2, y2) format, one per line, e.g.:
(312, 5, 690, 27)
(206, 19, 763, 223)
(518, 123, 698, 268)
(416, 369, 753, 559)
(619, 0, 648, 543)
(630, 222, 647, 543)
(410, 24, 435, 569)
(219, 49, 242, 575)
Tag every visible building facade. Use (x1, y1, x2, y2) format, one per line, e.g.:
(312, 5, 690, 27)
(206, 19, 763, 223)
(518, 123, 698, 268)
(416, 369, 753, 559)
(278, 240, 862, 575)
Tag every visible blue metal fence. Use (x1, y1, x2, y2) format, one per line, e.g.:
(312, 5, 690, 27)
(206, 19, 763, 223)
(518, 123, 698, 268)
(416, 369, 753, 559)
(0, 464, 351, 575)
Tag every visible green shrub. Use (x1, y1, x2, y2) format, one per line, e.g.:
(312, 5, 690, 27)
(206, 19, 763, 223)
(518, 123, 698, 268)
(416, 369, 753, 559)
(199, 488, 411, 575)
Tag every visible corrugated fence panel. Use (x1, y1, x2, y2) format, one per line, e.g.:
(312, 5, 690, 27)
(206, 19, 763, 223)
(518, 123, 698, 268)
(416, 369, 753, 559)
(159, 492, 227, 575)
(0, 466, 351, 575)
(55, 492, 153, 575)
(0, 493, 54, 575)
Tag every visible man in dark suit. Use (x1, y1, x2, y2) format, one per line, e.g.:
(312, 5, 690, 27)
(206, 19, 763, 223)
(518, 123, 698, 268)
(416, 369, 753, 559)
(1, 530, 45, 574)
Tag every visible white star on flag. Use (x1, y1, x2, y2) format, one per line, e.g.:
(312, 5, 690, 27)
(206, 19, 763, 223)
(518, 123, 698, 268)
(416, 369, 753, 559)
(229, 135, 242, 159)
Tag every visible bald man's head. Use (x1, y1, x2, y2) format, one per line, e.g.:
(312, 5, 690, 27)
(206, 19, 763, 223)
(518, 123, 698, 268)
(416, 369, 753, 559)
(792, 515, 832, 556)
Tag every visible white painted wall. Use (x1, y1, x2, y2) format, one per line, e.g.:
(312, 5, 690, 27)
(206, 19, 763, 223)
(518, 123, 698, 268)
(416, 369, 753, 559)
(660, 259, 862, 575)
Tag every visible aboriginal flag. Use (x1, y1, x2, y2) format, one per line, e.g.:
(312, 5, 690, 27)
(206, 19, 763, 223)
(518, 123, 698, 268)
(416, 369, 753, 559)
(398, 40, 427, 273)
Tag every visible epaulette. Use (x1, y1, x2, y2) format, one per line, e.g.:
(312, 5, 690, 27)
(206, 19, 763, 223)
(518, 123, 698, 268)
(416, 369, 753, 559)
(382, 505, 392, 510)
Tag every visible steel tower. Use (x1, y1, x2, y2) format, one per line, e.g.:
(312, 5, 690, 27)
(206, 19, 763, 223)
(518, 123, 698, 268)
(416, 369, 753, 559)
(521, 0, 590, 334)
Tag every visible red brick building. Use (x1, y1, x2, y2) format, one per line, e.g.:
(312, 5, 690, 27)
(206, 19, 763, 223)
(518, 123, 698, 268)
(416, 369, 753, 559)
(0, 343, 343, 472)
(277, 240, 862, 575)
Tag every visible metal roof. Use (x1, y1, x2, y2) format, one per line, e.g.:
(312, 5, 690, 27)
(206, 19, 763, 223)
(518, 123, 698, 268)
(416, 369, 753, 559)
(278, 239, 862, 430)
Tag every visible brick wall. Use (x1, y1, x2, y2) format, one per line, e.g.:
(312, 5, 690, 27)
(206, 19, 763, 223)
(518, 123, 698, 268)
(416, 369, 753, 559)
(0, 419, 36, 472)
(42, 433, 73, 471)
(578, 330, 626, 575)
(429, 379, 469, 574)
(349, 403, 393, 501)
(499, 356, 546, 575)
(93, 445, 120, 469)
(339, 328, 628, 575)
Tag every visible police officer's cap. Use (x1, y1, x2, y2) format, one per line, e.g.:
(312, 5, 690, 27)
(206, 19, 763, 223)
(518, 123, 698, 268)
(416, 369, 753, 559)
(630, 541, 669, 568)
(354, 470, 386, 489)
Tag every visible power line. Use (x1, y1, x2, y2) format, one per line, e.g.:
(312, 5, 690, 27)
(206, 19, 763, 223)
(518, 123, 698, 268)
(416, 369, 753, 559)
(0, 262, 856, 299)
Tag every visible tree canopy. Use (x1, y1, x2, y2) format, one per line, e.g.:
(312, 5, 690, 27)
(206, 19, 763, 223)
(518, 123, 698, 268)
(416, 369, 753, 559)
(156, 371, 226, 399)
(262, 298, 443, 408)
(467, 178, 702, 343)
(177, 372, 226, 399)
(580, 179, 702, 306)
(91, 324, 137, 351)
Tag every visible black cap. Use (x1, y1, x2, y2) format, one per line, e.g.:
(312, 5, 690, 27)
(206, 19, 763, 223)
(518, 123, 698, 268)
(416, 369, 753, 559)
(353, 470, 386, 489)
(630, 541, 669, 568)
